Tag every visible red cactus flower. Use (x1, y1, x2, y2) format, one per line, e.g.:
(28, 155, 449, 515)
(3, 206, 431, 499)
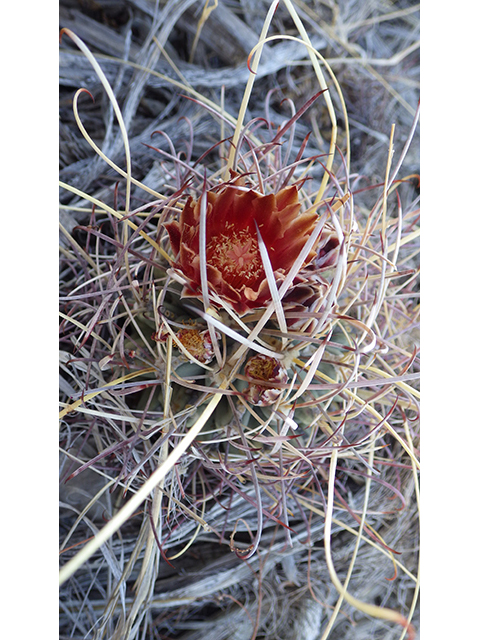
(164, 177, 319, 315)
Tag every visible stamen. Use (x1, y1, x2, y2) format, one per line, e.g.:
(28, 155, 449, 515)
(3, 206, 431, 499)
(207, 228, 263, 286)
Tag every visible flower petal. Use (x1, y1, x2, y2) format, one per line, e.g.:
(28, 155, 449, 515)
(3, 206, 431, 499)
(164, 179, 335, 314)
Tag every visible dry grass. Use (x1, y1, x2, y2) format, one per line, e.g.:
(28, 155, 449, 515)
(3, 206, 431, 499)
(59, 1, 419, 639)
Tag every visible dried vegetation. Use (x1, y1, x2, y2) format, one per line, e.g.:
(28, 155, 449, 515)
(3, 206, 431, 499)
(59, 1, 420, 639)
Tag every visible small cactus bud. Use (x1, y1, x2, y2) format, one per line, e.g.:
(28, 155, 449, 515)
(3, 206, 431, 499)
(244, 354, 288, 406)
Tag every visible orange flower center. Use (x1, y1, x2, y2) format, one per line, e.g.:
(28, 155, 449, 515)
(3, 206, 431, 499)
(245, 356, 277, 381)
(207, 226, 263, 288)
(177, 328, 205, 359)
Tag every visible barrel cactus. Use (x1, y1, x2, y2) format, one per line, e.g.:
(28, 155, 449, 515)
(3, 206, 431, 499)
(60, 2, 419, 638)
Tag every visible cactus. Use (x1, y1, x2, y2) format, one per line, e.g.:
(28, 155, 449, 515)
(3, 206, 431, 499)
(60, 2, 419, 639)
